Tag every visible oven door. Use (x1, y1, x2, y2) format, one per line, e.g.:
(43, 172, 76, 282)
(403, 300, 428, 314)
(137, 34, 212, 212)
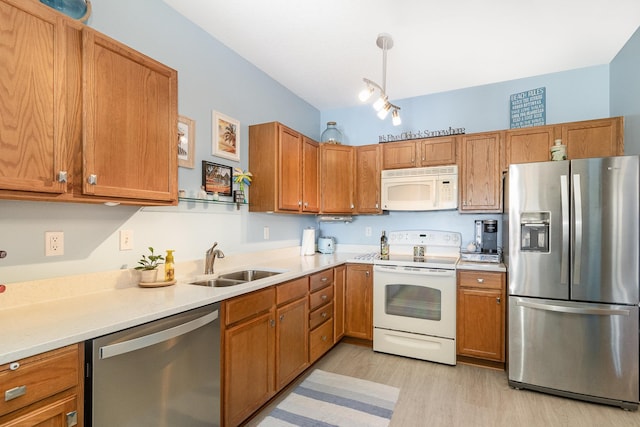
(373, 265, 456, 339)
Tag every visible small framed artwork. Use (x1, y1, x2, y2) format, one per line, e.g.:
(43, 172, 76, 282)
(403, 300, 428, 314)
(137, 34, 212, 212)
(202, 161, 232, 196)
(212, 111, 240, 162)
(177, 115, 195, 168)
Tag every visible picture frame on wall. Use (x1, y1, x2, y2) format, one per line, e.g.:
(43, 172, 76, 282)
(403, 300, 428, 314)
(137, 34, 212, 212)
(177, 115, 195, 168)
(202, 161, 232, 196)
(212, 111, 240, 162)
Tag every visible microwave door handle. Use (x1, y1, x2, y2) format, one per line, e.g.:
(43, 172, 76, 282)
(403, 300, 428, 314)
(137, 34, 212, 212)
(432, 180, 438, 208)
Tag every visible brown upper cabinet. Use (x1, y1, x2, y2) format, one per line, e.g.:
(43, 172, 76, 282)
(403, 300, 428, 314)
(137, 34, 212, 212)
(382, 136, 456, 169)
(249, 122, 320, 213)
(504, 117, 624, 166)
(459, 132, 503, 213)
(320, 143, 355, 214)
(0, 0, 178, 205)
(354, 144, 382, 214)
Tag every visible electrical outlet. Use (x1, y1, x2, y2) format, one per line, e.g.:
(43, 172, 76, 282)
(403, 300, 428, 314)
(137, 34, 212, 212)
(120, 230, 134, 251)
(365, 227, 372, 237)
(263, 226, 270, 240)
(45, 231, 64, 256)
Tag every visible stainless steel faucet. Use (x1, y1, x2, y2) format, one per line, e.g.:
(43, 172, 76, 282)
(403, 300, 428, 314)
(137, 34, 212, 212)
(205, 242, 225, 274)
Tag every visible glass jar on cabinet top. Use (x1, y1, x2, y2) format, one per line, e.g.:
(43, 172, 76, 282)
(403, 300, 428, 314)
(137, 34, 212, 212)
(321, 121, 343, 144)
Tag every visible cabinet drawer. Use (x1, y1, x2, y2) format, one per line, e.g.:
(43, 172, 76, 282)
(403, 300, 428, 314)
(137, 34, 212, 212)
(0, 345, 78, 417)
(276, 277, 308, 306)
(309, 319, 334, 362)
(309, 269, 333, 292)
(458, 270, 504, 290)
(309, 301, 333, 330)
(309, 285, 334, 311)
(225, 287, 275, 325)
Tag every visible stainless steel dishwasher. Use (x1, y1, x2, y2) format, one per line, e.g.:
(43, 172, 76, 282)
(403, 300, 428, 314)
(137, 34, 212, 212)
(85, 303, 220, 426)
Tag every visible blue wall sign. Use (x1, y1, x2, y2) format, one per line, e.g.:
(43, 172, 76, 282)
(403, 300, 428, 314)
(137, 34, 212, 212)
(510, 87, 546, 128)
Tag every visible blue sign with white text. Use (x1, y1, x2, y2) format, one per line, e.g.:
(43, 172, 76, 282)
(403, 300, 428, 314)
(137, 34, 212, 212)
(510, 87, 546, 128)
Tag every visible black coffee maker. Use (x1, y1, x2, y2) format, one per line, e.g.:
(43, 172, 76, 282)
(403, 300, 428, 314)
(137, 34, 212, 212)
(475, 219, 498, 253)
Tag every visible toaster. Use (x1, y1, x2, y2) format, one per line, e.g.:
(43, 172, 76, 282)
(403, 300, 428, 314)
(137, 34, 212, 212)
(317, 236, 335, 254)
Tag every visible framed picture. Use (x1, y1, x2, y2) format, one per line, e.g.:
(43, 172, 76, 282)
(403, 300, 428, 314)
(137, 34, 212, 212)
(178, 115, 195, 168)
(202, 161, 232, 196)
(212, 111, 240, 162)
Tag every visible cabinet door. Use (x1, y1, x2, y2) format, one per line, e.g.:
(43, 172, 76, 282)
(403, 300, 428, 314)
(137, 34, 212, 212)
(459, 132, 502, 212)
(0, 395, 77, 427)
(345, 264, 373, 340)
(278, 126, 303, 211)
(82, 30, 177, 202)
(333, 265, 346, 343)
(223, 310, 275, 427)
(276, 298, 308, 389)
(320, 144, 354, 213)
(505, 125, 555, 165)
(355, 145, 381, 214)
(562, 117, 624, 159)
(457, 287, 504, 361)
(382, 141, 416, 169)
(418, 137, 456, 166)
(0, 2, 67, 194)
(301, 137, 320, 212)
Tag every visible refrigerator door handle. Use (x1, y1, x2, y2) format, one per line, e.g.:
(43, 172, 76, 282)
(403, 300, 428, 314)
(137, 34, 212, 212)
(516, 300, 630, 316)
(572, 173, 583, 285)
(560, 174, 569, 285)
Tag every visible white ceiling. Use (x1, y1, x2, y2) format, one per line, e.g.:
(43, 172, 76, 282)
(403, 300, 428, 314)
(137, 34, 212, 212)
(163, 0, 640, 111)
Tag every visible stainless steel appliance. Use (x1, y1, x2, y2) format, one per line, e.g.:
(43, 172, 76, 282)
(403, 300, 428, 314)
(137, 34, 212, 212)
(381, 165, 458, 211)
(85, 303, 221, 426)
(373, 230, 461, 365)
(475, 219, 498, 253)
(505, 156, 639, 410)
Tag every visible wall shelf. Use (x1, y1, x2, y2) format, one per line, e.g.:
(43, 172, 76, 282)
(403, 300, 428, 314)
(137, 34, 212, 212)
(142, 197, 247, 214)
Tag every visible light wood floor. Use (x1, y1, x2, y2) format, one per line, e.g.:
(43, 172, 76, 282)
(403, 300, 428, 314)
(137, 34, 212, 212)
(245, 343, 640, 427)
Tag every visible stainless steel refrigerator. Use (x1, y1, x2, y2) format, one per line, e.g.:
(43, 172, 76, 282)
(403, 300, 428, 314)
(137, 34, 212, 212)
(504, 155, 639, 410)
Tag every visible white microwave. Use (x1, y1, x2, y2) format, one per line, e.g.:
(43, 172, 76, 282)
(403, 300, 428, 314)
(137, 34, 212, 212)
(381, 165, 458, 211)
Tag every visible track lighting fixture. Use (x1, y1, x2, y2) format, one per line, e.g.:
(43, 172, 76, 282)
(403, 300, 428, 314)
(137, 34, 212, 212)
(359, 33, 401, 126)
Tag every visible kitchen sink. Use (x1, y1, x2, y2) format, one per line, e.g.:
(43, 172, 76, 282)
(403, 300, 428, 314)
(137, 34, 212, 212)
(188, 269, 285, 287)
(218, 269, 283, 281)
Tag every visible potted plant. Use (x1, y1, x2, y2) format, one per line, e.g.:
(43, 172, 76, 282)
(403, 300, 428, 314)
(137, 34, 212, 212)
(135, 247, 165, 283)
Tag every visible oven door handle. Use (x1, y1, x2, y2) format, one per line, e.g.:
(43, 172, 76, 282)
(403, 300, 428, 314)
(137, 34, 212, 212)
(374, 265, 455, 276)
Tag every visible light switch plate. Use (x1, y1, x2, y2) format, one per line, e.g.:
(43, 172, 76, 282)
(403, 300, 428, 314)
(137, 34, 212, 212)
(120, 230, 133, 251)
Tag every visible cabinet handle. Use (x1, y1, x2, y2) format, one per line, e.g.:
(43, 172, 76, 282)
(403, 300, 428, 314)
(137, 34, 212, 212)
(321, 277, 328, 282)
(279, 314, 285, 321)
(5, 385, 26, 402)
(321, 335, 328, 341)
(497, 297, 501, 304)
(270, 319, 276, 327)
(298, 201, 302, 206)
(57, 171, 68, 183)
(66, 411, 78, 427)
(303, 202, 308, 207)
(87, 174, 98, 185)
(476, 278, 484, 283)
(321, 312, 327, 318)
(321, 294, 328, 300)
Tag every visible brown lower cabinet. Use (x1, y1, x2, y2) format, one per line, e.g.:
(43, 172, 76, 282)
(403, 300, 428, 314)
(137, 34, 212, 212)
(456, 270, 506, 368)
(0, 344, 84, 427)
(344, 263, 373, 341)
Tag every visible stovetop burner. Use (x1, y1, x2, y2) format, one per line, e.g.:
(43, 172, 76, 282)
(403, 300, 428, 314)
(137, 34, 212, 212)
(374, 230, 462, 269)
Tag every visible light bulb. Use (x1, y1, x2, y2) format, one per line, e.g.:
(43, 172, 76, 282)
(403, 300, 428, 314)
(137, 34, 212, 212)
(392, 109, 401, 126)
(377, 104, 391, 120)
(358, 86, 374, 102)
(372, 96, 386, 111)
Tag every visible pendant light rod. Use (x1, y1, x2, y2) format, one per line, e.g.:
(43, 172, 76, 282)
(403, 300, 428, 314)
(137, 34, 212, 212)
(377, 33, 393, 93)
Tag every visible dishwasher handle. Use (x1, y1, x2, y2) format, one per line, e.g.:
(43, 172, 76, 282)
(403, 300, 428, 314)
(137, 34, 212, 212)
(99, 309, 218, 359)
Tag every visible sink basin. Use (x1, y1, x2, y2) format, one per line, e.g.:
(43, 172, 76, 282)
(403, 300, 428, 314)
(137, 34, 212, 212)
(189, 278, 247, 287)
(219, 269, 283, 281)
(188, 269, 284, 287)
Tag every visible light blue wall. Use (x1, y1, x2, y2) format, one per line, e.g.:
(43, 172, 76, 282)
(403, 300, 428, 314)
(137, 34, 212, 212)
(1, 0, 637, 283)
(611, 25, 640, 155)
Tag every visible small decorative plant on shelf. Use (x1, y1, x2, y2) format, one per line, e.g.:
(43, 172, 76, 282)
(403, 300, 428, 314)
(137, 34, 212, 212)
(233, 168, 252, 203)
(135, 247, 165, 282)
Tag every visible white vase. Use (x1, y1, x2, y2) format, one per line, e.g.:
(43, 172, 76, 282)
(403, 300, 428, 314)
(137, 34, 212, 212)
(140, 269, 159, 283)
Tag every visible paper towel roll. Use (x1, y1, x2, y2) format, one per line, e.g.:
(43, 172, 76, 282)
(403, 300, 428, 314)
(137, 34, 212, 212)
(301, 228, 316, 256)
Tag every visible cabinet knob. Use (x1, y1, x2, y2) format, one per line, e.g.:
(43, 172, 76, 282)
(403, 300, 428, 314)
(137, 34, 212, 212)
(57, 171, 68, 183)
(270, 319, 276, 327)
(476, 278, 484, 283)
(303, 202, 308, 207)
(321, 294, 328, 300)
(321, 277, 328, 282)
(366, 271, 370, 277)
(87, 174, 98, 185)
(497, 297, 501, 304)
(298, 201, 302, 206)
(321, 335, 328, 341)
(321, 312, 327, 318)
(279, 314, 285, 321)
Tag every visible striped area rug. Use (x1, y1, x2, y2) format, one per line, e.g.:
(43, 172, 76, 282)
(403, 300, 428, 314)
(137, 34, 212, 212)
(258, 369, 400, 427)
